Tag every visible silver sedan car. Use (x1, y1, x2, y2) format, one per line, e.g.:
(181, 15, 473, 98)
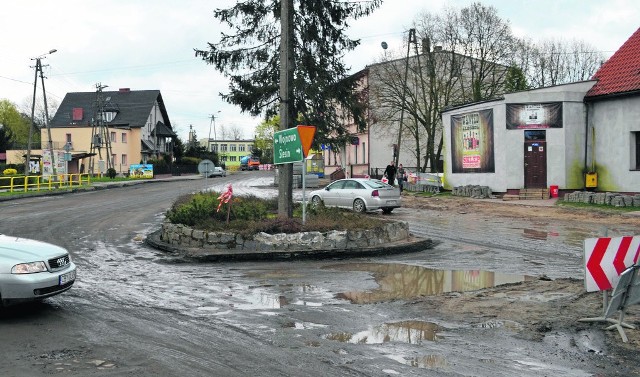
(309, 178, 401, 214)
(206, 166, 227, 178)
(0, 234, 77, 307)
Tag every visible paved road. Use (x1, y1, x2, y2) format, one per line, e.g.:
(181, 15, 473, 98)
(0, 171, 635, 376)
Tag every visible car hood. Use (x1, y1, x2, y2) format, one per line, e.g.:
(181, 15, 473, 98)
(0, 234, 68, 264)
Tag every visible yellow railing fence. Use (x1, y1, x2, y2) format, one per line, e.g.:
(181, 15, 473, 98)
(0, 174, 92, 193)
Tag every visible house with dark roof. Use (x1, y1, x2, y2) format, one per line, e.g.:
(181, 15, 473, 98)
(7, 88, 176, 175)
(440, 27, 640, 196)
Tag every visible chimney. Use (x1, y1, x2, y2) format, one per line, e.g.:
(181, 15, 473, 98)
(422, 37, 431, 54)
(119, 88, 131, 93)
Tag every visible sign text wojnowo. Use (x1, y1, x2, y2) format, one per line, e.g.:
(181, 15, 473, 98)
(273, 126, 316, 165)
(274, 128, 303, 164)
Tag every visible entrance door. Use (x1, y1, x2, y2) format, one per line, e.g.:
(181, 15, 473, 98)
(524, 131, 547, 188)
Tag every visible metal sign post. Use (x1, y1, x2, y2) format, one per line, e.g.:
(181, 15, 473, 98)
(198, 159, 214, 191)
(579, 264, 639, 342)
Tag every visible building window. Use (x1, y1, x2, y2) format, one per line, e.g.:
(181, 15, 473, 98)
(121, 133, 127, 143)
(230, 156, 237, 162)
(221, 144, 228, 152)
(634, 131, 640, 170)
(72, 108, 83, 121)
(66, 133, 72, 143)
(111, 154, 117, 165)
(230, 144, 237, 152)
(121, 154, 127, 166)
(212, 144, 218, 153)
(110, 132, 116, 143)
(354, 144, 358, 164)
(239, 144, 246, 152)
(362, 142, 366, 163)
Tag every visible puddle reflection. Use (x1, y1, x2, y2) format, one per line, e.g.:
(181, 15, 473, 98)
(387, 354, 448, 370)
(325, 320, 441, 344)
(327, 263, 533, 304)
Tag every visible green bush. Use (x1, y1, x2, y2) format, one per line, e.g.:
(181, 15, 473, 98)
(2, 168, 17, 175)
(180, 157, 200, 165)
(107, 168, 117, 179)
(165, 192, 386, 235)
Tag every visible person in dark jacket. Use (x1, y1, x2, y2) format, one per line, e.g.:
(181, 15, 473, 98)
(384, 161, 396, 186)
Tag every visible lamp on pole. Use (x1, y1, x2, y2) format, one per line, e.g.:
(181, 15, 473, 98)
(26, 48, 57, 178)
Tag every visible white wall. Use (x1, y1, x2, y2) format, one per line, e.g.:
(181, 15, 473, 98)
(589, 96, 640, 192)
(442, 81, 595, 192)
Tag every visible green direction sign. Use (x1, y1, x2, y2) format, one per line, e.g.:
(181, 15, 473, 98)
(274, 128, 303, 164)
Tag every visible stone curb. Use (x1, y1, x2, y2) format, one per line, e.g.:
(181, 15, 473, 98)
(145, 229, 434, 262)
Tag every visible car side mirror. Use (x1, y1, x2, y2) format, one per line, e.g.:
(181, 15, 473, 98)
(325, 187, 330, 191)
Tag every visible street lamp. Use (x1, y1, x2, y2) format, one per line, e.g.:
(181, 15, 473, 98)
(26, 48, 57, 177)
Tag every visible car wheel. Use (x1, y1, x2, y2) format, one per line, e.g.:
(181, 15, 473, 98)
(353, 198, 366, 213)
(382, 208, 393, 214)
(311, 195, 323, 208)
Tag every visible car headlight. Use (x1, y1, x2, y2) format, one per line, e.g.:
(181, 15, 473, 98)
(11, 261, 47, 274)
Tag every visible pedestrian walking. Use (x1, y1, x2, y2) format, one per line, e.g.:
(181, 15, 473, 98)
(384, 161, 396, 186)
(397, 164, 406, 193)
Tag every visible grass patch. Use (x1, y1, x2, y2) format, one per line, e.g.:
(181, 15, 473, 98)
(165, 191, 389, 236)
(556, 200, 639, 213)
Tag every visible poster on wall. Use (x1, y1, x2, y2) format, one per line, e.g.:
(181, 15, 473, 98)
(506, 102, 562, 129)
(42, 150, 67, 178)
(451, 109, 495, 173)
(129, 164, 154, 178)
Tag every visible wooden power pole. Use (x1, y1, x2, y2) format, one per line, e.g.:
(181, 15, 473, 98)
(278, 0, 295, 218)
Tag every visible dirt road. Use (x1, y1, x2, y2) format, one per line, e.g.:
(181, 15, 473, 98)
(400, 194, 640, 376)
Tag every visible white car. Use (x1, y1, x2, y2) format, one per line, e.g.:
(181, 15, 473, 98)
(309, 178, 402, 214)
(206, 166, 227, 178)
(0, 234, 77, 307)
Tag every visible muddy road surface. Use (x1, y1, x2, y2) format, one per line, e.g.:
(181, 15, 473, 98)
(1, 170, 639, 376)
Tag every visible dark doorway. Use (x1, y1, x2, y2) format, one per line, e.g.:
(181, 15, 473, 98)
(524, 130, 547, 188)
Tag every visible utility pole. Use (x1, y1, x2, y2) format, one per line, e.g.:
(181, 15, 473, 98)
(395, 29, 417, 168)
(89, 83, 113, 175)
(208, 111, 220, 152)
(26, 49, 57, 177)
(278, 0, 295, 218)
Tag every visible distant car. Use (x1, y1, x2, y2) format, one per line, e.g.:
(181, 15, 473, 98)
(206, 167, 227, 178)
(309, 178, 402, 214)
(0, 234, 77, 307)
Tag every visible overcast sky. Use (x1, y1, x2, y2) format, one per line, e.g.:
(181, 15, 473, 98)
(1, 0, 638, 142)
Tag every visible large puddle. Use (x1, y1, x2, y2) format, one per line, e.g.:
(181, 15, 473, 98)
(325, 320, 442, 344)
(325, 263, 534, 304)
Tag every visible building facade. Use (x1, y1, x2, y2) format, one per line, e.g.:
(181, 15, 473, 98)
(201, 138, 255, 170)
(7, 88, 176, 175)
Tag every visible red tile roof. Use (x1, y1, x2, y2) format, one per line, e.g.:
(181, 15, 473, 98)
(586, 27, 640, 98)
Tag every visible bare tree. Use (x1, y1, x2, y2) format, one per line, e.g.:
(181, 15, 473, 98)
(228, 124, 244, 140)
(529, 38, 605, 88)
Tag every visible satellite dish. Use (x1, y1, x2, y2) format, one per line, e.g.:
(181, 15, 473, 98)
(198, 159, 214, 175)
(381, 41, 388, 50)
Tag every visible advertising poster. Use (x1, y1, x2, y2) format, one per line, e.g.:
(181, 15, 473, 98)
(129, 164, 154, 178)
(506, 102, 562, 129)
(450, 109, 495, 173)
(42, 150, 67, 178)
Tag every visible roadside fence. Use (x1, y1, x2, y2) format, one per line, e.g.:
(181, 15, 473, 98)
(0, 174, 91, 193)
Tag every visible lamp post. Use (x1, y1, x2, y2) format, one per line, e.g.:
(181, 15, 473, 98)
(26, 48, 57, 178)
